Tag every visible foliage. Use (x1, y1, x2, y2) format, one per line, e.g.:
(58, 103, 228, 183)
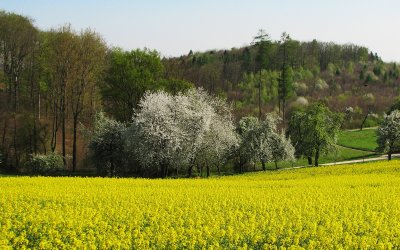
(291, 96, 309, 110)
(89, 112, 127, 176)
(238, 114, 294, 170)
(1, 161, 400, 248)
(278, 33, 294, 119)
(237, 70, 279, 111)
(314, 78, 329, 91)
(288, 102, 343, 166)
(376, 110, 400, 160)
(157, 78, 194, 95)
(102, 48, 164, 122)
(388, 97, 400, 114)
(24, 153, 64, 174)
(293, 82, 308, 96)
(126, 88, 237, 177)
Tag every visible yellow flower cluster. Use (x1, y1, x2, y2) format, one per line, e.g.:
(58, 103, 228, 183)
(1, 160, 400, 249)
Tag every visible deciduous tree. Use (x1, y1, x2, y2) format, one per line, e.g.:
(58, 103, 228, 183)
(376, 110, 400, 160)
(102, 48, 164, 122)
(288, 102, 343, 166)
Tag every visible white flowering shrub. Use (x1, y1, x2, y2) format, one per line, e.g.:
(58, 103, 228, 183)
(315, 79, 328, 91)
(292, 96, 309, 108)
(293, 82, 308, 96)
(25, 153, 64, 175)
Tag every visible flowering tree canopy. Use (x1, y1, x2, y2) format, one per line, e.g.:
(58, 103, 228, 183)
(376, 110, 400, 160)
(126, 88, 237, 177)
(238, 114, 294, 170)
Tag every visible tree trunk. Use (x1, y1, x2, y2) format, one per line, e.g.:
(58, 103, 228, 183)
(388, 152, 392, 161)
(262, 161, 266, 171)
(12, 115, 19, 171)
(217, 165, 221, 176)
(2, 120, 7, 154)
(274, 161, 278, 169)
(187, 165, 193, 178)
(315, 147, 320, 167)
(61, 80, 67, 169)
(307, 156, 312, 165)
(258, 69, 262, 120)
(33, 118, 37, 155)
(360, 113, 369, 131)
(62, 112, 67, 169)
(110, 155, 114, 176)
(51, 108, 58, 153)
(278, 100, 281, 116)
(160, 163, 167, 178)
(206, 165, 210, 178)
(72, 115, 78, 172)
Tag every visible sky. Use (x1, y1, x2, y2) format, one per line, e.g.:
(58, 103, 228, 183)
(2, 0, 400, 62)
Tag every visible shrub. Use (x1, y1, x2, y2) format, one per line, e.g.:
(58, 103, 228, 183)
(89, 112, 127, 176)
(25, 153, 64, 175)
(293, 82, 308, 96)
(315, 79, 328, 91)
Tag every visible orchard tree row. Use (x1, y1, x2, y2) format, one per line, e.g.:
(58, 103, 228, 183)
(88, 89, 344, 177)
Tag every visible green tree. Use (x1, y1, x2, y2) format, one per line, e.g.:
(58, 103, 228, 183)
(253, 29, 271, 120)
(288, 102, 343, 166)
(360, 93, 375, 131)
(278, 33, 294, 121)
(89, 112, 127, 176)
(157, 78, 193, 95)
(102, 48, 164, 122)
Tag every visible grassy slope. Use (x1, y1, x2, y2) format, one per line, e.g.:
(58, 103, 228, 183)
(337, 128, 378, 152)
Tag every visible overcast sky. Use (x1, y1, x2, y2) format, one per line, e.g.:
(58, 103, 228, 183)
(2, 0, 400, 62)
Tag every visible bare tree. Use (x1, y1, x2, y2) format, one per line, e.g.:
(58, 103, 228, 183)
(0, 11, 38, 170)
(69, 29, 106, 171)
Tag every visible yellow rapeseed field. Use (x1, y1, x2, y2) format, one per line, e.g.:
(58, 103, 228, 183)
(1, 160, 400, 249)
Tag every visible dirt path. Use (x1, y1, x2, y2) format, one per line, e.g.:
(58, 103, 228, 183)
(320, 153, 399, 166)
(345, 127, 378, 132)
(281, 153, 400, 171)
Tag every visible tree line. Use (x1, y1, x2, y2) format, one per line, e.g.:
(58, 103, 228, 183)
(164, 30, 400, 128)
(0, 11, 191, 173)
(1, 10, 399, 176)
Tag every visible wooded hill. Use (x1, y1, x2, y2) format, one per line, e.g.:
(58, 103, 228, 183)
(1, 10, 400, 173)
(164, 32, 400, 127)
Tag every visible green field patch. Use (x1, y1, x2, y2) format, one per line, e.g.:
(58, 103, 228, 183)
(337, 128, 378, 152)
